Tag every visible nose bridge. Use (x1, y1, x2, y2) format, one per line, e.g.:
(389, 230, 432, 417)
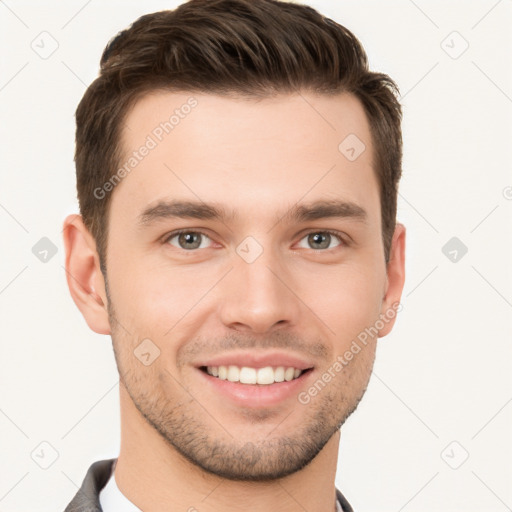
(218, 236, 299, 333)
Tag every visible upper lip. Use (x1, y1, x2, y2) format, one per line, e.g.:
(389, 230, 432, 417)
(195, 351, 315, 370)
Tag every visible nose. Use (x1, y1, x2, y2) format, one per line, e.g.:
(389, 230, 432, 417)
(217, 243, 300, 334)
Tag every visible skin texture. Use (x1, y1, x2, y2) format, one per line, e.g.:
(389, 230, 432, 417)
(63, 91, 406, 512)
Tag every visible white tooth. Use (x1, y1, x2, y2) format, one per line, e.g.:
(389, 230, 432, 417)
(257, 366, 275, 385)
(213, 365, 300, 384)
(274, 366, 285, 382)
(227, 365, 240, 382)
(218, 365, 228, 380)
(239, 367, 257, 384)
(284, 367, 295, 381)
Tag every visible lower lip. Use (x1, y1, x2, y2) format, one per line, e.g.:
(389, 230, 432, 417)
(196, 368, 313, 408)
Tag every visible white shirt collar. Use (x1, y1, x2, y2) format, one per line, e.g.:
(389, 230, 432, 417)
(99, 461, 142, 512)
(99, 461, 344, 512)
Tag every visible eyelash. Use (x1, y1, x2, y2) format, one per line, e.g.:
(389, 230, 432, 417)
(162, 229, 349, 251)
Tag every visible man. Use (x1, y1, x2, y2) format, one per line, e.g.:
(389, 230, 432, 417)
(62, 0, 405, 510)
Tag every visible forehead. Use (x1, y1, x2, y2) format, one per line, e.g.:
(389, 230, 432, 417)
(113, 90, 379, 225)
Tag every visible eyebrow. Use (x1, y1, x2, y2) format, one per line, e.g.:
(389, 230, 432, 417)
(137, 198, 367, 226)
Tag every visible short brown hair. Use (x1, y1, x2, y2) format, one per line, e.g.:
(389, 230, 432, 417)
(75, 0, 402, 271)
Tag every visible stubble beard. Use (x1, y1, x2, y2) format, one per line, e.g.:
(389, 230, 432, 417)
(106, 287, 374, 481)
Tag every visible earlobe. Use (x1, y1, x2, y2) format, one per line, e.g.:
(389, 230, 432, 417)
(62, 214, 111, 335)
(378, 223, 406, 338)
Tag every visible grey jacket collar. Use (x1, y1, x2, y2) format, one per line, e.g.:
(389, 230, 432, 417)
(64, 459, 114, 512)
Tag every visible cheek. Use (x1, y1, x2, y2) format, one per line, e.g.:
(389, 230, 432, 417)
(107, 255, 181, 336)
(109, 258, 226, 355)
(302, 263, 385, 344)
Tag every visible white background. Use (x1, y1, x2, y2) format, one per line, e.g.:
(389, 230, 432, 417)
(1, 1, 511, 510)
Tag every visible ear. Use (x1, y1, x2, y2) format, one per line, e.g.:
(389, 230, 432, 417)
(62, 214, 111, 335)
(378, 223, 406, 337)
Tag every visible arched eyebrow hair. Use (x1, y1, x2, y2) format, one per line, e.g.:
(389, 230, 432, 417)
(137, 198, 368, 227)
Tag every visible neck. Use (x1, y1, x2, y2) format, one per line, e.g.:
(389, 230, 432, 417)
(115, 384, 341, 512)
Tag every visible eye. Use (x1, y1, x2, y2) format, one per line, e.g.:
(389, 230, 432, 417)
(164, 230, 213, 250)
(296, 230, 345, 251)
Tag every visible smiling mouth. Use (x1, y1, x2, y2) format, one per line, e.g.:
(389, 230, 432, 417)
(199, 365, 313, 385)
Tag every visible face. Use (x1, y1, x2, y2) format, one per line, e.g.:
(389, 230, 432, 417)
(100, 91, 402, 481)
